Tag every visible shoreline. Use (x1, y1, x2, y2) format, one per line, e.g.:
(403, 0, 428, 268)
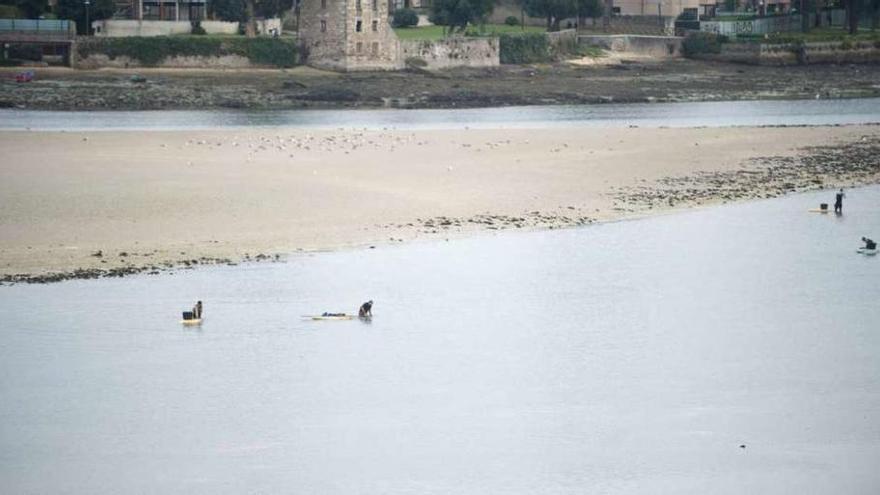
(3, 61, 880, 111)
(2, 179, 875, 286)
(1, 124, 878, 285)
(3, 115, 880, 133)
(4, 93, 880, 114)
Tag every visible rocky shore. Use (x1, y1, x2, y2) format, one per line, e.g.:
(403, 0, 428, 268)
(0, 253, 283, 285)
(611, 135, 880, 212)
(2, 60, 880, 111)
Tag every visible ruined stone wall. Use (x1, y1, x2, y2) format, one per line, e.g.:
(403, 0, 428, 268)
(399, 38, 499, 69)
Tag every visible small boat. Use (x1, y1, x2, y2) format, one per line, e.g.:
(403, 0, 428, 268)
(857, 248, 878, 256)
(304, 313, 354, 321)
(181, 310, 203, 325)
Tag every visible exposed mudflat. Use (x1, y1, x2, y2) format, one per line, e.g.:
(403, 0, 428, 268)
(2, 59, 880, 110)
(1, 124, 877, 285)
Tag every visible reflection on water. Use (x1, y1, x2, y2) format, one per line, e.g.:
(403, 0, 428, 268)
(1, 186, 879, 494)
(2, 97, 880, 130)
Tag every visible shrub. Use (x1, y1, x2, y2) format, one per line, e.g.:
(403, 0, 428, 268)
(682, 32, 726, 57)
(0, 5, 24, 18)
(241, 37, 297, 67)
(500, 32, 551, 64)
(77, 36, 299, 67)
(504, 15, 520, 26)
(839, 39, 853, 50)
(190, 20, 207, 35)
(428, 11, 448, 25)
(392, 8, 419, 28)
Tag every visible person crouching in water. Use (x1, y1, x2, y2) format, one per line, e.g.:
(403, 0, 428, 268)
(863, 237, 877, 250)
(358, 300, 373, 317)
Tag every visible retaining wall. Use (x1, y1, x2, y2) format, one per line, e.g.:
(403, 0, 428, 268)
(579, 34, 683, 57)
(701, 15, 801, 36)
(75, 53, 256, 69)
(699, 10, 850, 37)
(699, 40, 880, 65)
(399, 37, 499, 70)
(546, 29, 578, 53)
(92, 20, 237, 37)
(91, 19, 281, 37)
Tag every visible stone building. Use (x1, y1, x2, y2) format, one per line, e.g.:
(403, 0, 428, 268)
(299, 0, 401, 71)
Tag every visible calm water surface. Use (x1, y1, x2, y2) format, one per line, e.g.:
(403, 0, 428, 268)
(1, 186, 879, 494)
(2, 97, 880, 130)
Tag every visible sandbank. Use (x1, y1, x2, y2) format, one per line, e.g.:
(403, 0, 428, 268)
(1, 124, 878, 281)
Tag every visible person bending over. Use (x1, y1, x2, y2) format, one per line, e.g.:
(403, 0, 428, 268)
(359, 300, 373, 317)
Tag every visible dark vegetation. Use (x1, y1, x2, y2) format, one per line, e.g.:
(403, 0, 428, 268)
(392, 8, 420, 28)
(77, 36, 299, 67)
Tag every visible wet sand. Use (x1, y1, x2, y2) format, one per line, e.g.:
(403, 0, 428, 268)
(1, 124, 878, 283)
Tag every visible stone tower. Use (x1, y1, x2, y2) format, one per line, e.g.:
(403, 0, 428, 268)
(299, 0, 401, 71)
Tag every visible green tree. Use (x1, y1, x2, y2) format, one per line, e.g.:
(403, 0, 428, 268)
(0, 0, 48, 18)
(868, 0, 880, 29)
(255, 0, 286, 17)
(602, 0, 612, 31)
(212, 0, 247, 22)
(392, 7, 419, 27)
(521, 0, 576, 30)
(575, 0, 602, 29)
(845, 0, 858, 33)
(800, 0, 810, 32)
(56, 0, 115, 34)
(211, 0, 288, 36)
(430, 0, 496, 35)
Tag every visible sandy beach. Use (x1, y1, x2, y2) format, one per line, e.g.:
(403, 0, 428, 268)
(1, 124, 879, 282)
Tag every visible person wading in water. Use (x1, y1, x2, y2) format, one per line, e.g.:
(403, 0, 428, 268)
(834, 188, 846, 214)
(358, 300, 373, 317)
(193, 301, 203, 319)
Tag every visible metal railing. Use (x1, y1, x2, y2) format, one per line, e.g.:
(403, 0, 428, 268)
(0, 18, 76, 41)
(0, 19, 73, 32)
